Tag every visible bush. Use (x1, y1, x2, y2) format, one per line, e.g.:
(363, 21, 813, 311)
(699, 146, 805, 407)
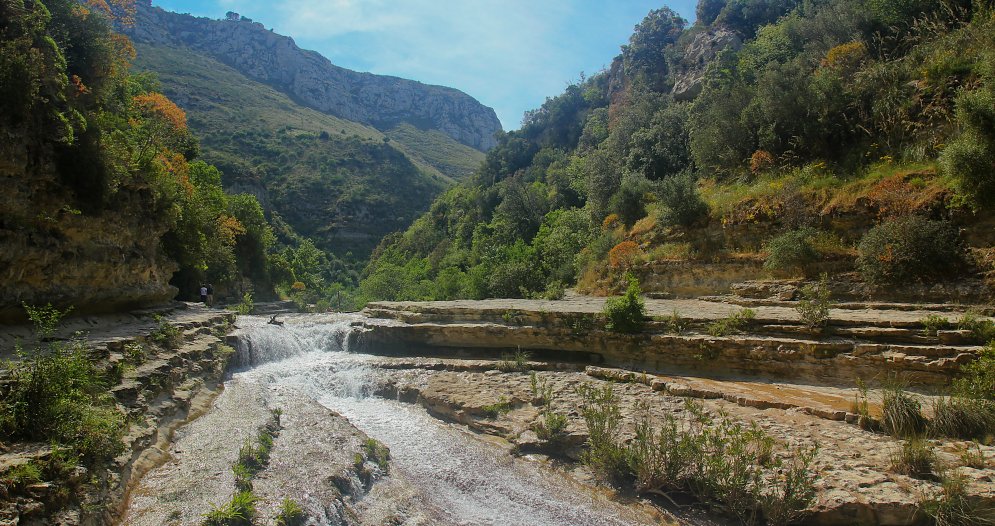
(889, 438, 935, 479)
(602, 272, 646, 333)
(857, 217, 966, 285)
(796, 274, 833, 329)
(361, 438, 390, 472)
(481, 397, 513, 419)
(656, 172, 709, 228)
(921, 314, 950, 337)
(577, 384, 630, 484)
(957, 312, 995, 345)
(706, 308, 756, 337)
(0, 339, 125, 463)
(764, 228, 819, 274)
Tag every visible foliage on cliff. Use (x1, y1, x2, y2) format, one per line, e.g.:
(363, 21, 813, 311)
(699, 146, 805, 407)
(0, 0, 306, 310)
(361, 0, 995, 301)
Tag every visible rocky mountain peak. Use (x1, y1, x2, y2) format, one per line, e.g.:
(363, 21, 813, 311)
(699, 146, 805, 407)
(123, 3, 502, 151)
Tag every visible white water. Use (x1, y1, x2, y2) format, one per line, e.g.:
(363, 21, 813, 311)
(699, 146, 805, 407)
(233, 315, 661, 526)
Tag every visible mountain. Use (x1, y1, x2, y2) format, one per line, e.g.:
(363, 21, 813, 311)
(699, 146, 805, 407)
(124, 4, 502, 151)
(122, 3, 499, 257)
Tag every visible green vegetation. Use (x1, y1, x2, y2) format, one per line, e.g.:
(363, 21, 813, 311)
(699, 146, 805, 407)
(0, 306, 124, 464)
(577, 386, 818, 525)
(202, 491, 257, 526)
(957, 312, 995, 344)
(921, 314, 951, 337)
(795, 275, 833, 329)
(857, 217, 966, 286)
(360, 438, 391, 473)
(602, 273, 646, 333)
(481, 397, 513, 419)
(275, 498, 307, 526)
(357, 0, 994, 304)
(881, 381, 927, 439)
(763, 228, 819, 275)
(706, 308, 756, 337)
(497, 348, 532, 372)
(889, 438, 935, 479)
(920, 472, 995, 526)
(148, 314, 184, 350)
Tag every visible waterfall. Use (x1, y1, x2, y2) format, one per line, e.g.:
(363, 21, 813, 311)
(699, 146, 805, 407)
(231, 313, 362, 367)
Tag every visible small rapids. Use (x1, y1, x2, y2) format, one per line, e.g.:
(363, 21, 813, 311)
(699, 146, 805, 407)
(230, 314, 661, 526)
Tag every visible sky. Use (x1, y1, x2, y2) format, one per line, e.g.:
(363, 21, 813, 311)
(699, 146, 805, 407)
(151, 0, 697, 130)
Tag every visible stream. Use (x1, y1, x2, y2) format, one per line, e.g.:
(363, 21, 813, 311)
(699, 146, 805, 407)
(122, 314, 666, 525)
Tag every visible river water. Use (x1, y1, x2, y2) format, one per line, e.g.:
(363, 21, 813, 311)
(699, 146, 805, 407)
(124, 314, 666, 525)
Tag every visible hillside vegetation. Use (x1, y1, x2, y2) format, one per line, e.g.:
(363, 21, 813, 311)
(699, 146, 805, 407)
(361, 0, 995, 304)
(132, 43, 485, 259)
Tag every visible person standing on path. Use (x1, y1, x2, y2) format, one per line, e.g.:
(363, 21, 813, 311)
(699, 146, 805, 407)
(206, 283, 214, 307)
(199, 284, 208, 304)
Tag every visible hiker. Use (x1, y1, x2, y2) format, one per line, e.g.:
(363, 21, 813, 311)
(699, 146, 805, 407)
(206, 283, 215, 307)
(199, 284, 208, 304)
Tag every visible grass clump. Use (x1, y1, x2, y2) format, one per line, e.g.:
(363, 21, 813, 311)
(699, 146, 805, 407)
(202, 490, 257, 526)
(275, 498, 306, 526)
(529, 371, 554, 405)
(706, 308, 756, 337)
(882, 381, 927, 438)
(796, 274, 833, 329)
(930, 397, 995, 441)
(921, 314, 951, 337)
(534, 411, 569, 442)
(602, 272, 646, 334)
(148, 314, 184, 350)
(497, 348, 531, 372)
(890, 438, 936, 479)
(660, 309, 689, 334)
(231, 415, 281, 491)
(960, 442, 986, 469)
(857, 216, 966, 286)
(481, 397, 513, 419)
(920, 472, 995, 526)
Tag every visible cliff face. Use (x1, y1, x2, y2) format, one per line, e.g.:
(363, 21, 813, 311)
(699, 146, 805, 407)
(0, 140, 177, 320)
(124, 4, 502, 151)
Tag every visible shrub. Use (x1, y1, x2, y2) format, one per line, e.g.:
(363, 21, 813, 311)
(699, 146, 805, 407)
(661, 309, 689, 334)
(882, 382, 927, 438)
(481, 397, 513, 419)
(625, 399, 818, 525)
(706, 308, 756, 337)
(529, 371, 555, 405)
(857, 217, 966, 285)
(956, 313, 995, 345)
(796, 274, 833, 329)
(750, 149, 775, 173)
(577, 384, 630, 484)
(602, 272, 646, 333)
(954, 342, 995, 400)
(0, 339, 125, 463)
(233, 291, 254, 315)
(656, 172, 709, 228)
(608, 241, 641, 269)
(890, 438, 935, 479)
(203, 491, 256, 526)
(275, 498, 306, 526)
(921, 314, 950, 337)
(763, 228, 819, 274)
(148, 314, 183, 350)
(533, 410, 569, 442)
(22, 303, 73, 339)
(497, 348, 531, 372)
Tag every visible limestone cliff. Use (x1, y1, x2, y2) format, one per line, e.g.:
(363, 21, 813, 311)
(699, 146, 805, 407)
(123, 4, 502, 151)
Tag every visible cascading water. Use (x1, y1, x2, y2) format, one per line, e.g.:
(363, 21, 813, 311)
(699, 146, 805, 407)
(125, 315, 665, 526)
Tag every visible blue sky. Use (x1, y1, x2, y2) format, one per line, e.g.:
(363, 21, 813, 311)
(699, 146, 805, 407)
(151, 1, 697, 130)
